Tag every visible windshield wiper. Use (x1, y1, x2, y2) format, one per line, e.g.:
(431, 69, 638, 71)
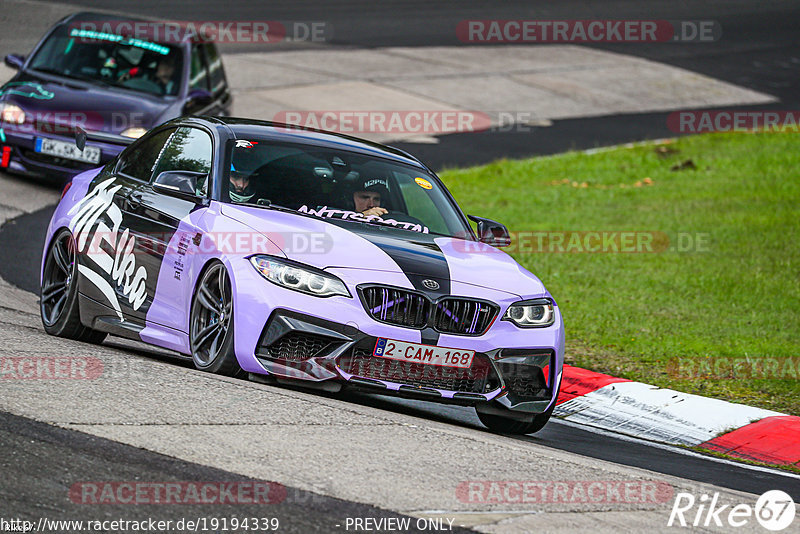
(264, 204, 296, 214)
(31, 67, 114, 88)
(32, 67, 83, 80)
(237, 201, 296, 214)
(28, 67, 74, 85)
(30, 66, 64, 76)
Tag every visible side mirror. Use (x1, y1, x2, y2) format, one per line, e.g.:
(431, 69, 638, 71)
(468, 215, 512, 247)
(184, 89, 213, 113)
(4, 54, 25, 70)
(153, 170, 206, 201)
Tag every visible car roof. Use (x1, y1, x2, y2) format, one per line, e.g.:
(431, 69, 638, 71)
(192, 116, 430, 170)
(65, 12, 151, 24)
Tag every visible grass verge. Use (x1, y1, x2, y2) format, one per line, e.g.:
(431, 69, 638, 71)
(441, 131, 800, 415)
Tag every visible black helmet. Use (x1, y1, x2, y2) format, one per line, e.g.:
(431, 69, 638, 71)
(229, 164, 255, 203)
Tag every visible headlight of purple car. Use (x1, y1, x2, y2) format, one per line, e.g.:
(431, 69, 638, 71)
(249, 255, 350, 298)
(0, 102, 26, 124)
(502, 298, 555, 328)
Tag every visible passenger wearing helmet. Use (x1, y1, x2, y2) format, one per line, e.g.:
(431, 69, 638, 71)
(353, 176, 389, 217)
(228, 164, 255, 203)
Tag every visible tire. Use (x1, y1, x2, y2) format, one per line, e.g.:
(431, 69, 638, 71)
(476, 398, 557, 435)
(189, 261, 242, 377)
(40, 228, 107, 344)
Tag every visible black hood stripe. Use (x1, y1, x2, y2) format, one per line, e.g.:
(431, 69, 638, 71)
(347, 230, 450, 294)
(336, 225, 451, 345)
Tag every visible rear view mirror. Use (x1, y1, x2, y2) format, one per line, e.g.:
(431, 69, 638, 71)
(468, 215, 512, 247)
(4, 54, 25, 70)
(153, 170, 206, 201)
(184, 89, 213, 113)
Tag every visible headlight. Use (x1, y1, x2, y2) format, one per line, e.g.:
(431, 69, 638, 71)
(0, 103, 25, 125)
(503, 298, 555, 328)
(120, 127, 147, 139)
(249, 255, 350, 298)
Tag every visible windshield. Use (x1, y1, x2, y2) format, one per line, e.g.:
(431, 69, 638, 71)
(28, 25, 184, 96)
(222, 138, 473, 238)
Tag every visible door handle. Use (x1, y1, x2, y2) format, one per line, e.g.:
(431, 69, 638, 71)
(126, 193, 143, 210)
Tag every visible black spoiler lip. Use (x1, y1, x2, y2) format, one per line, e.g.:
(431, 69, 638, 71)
(76, 126, 137, 150)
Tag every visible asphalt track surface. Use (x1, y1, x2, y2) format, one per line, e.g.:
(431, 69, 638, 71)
(3, 0, 800, 529)
(1, 411, 461, 533)
(3, 204, 800, 513)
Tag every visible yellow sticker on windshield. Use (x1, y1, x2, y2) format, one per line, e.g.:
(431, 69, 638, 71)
(415, 177, 432, 190)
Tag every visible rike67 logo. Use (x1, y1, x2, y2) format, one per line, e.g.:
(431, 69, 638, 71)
(668, 490, 796, 531)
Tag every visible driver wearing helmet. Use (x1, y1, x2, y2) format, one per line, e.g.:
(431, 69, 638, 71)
(353, 176, 389, 217)
(228, 164, 255, 203)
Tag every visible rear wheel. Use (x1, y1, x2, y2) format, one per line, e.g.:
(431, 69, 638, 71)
(476, 399, 556, 435)
(189, 261, 242, 377)
(40, 229, 107, 343)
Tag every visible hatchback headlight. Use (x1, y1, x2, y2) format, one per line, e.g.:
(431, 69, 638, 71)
(249, 255, 350, 298)
(503, 298, 555, 328)
(120, 127, 147, 139)
(0, 103, 25, 124)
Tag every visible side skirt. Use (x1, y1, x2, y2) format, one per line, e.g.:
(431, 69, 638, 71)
(78, 293, 145, 341)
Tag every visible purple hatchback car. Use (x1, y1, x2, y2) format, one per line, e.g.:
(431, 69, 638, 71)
(1, 12, 231, 181)
(39, 116, 564, 434)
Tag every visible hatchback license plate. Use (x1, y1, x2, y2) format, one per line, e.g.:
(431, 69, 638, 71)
(36, 137, 101, 164)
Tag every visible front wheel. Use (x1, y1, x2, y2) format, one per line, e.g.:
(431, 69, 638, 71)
(189, 261, 242, 377)
(40, 228, 107, 344)
(476, 400, 556, 435)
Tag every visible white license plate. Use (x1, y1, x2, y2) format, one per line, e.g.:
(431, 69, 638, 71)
(36, 137, 101, 164)
(373, 338, 475, 369)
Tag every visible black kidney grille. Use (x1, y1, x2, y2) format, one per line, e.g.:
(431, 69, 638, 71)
(360, 286, 428, 327)
(360, 286, 498, 335)
(434, 298, 497, 335)
(338, 348, 497, 394)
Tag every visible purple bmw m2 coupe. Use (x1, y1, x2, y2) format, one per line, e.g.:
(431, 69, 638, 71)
(39, 116, 564, 434)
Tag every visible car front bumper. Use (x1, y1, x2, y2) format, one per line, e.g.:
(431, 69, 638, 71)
(227, 253, 564, 415)
(0, 127, 127, 180)
(257, 309, 561, 414)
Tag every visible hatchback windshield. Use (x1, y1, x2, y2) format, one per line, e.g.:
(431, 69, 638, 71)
(29, 25, 184, 96)
(223, 138, 473, 238)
